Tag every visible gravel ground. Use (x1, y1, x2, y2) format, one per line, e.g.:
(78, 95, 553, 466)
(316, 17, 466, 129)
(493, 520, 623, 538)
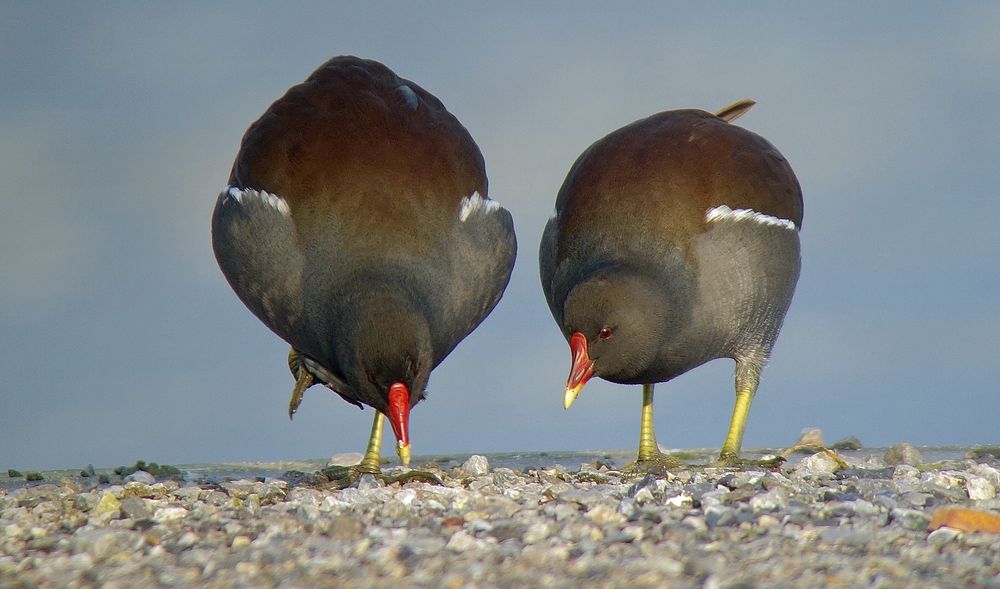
(3, 446, 1000, 589)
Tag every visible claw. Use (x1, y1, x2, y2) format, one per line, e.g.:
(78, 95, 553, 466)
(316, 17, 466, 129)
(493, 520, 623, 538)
(288, 358, 314, 419)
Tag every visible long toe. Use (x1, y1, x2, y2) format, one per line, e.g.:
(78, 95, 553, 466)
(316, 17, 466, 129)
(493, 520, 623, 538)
(623, 451, 687, 477)
(711, 452, 786, 470)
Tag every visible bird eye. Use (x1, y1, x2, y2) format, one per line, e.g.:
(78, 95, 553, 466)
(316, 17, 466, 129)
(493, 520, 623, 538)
(598, 327, 613, 340)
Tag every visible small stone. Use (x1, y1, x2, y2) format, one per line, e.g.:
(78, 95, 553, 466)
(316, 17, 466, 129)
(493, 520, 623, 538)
(118, 496, 152, 521)
(819, 527, 874, 546)
(966, 477, 996, 501)
(328, 514, 365, 541)
(445, 530, 478, 552)
(749, 488, 787, 513)
(355, 473, 383, 490)
(727, 471, 765, 489)
(461, 455, 490, 476)
(664, 493, 693, 508)
(619, 525, 644, 542)
(970, 464, 1000, 488)
(700, 488, 731, 506)
(884, 443, 922, 466)
(14, 483, 62, 506)
(627, 474, 658, 498)
(585, 504, 626, 525)
(153, 506, 189, 523)
(926, 472, 963, 490)
(221, 480, 266, 499)
(795, 427, 825, 447)
(93, 491, 121, 517)
(172, 486, 202, 502)
(124, 470, 156, 484)
(175, 531, 199, 550)
(73, 529, 143, 561)
(891, 508, 931, 531)
(831, 436, 863, 450)
(927, 527, 961, 546)
(488, 522, 524, 542)
(682, 515, 708, 532)
(705, 505, 736, 528)
(793, 452, 840, 475)
(902, 492, 934, 507)
(329, 452, 364, 466)
(231, 535, 252, 548)
(523, 522, 551, 544)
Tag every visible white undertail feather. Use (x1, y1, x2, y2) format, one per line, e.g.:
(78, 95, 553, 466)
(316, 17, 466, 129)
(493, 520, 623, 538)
(459, 191, 501, 222)
(705, 205, 796, 231)
(225, 186, 291, 217)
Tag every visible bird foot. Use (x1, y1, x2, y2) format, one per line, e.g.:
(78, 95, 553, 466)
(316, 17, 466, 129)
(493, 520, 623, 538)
(622, 452, 687, 477)
(318, 464, 443, 489)
(710, 453, 786, 470)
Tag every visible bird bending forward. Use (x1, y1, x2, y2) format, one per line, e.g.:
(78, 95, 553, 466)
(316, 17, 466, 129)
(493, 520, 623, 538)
(213, 56, 516, 477)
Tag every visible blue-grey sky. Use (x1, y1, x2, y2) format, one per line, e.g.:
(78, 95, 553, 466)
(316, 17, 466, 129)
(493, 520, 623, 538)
(3, 3, 999, 470)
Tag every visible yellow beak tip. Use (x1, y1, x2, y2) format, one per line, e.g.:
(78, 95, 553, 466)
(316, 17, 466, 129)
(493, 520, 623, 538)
(563, 387, 582, 410)
(397, 443, 411, 468)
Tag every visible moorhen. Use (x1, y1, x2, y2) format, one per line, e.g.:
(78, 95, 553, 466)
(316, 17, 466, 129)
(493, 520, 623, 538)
(213, 56, 516, 480)
(540, 99, 802, 470)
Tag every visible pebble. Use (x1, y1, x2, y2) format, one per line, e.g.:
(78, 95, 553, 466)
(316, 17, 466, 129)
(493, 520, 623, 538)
(793, 452, 840, 476)
(329, 452, 364, 466)
(3, 450, 1000, 588)
(123, 470, 156, 484)
(795, 427, 825, 447)
(832, 436, 863, 450)
(966, 477, 996, 501)
(117, 496, 151, 521)
(461, 455, 490, 476)
(885, 443, 923, 466)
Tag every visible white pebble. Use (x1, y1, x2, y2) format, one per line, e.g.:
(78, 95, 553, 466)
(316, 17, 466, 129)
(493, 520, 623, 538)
(124, 470, 156, 484)
(966, 476, 996, 501)
(445, 530, 479, 552)
(153, 506, 189, 522)
(462, 455, 491, 476)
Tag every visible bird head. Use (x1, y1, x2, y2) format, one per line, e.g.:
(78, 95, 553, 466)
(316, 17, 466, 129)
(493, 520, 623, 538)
(561, 271, 665, 408)
(357, 346, 429, 468)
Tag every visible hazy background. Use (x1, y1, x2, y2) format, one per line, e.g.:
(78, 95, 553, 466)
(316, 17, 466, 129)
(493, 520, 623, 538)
(3, 3, 998, 470)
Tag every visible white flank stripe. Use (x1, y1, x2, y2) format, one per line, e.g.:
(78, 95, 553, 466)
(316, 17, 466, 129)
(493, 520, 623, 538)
(705, 205, 796, 231)
(397, 84, 419, 110)
(225, 185, 291, 216)
(459, 191, 500, 222)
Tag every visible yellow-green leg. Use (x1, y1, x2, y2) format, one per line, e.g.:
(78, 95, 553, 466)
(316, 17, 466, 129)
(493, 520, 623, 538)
(713, 364, 781, 468)
(718, 386, 754, 462)
(321, 410, 387, 486)
(624, 384, 684, 474)
(357, 411, 385, 474)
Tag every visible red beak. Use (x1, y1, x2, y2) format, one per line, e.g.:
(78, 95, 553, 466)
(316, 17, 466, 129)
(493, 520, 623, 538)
(564, 332, 594, 409)
(387, 382, 411, 466)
